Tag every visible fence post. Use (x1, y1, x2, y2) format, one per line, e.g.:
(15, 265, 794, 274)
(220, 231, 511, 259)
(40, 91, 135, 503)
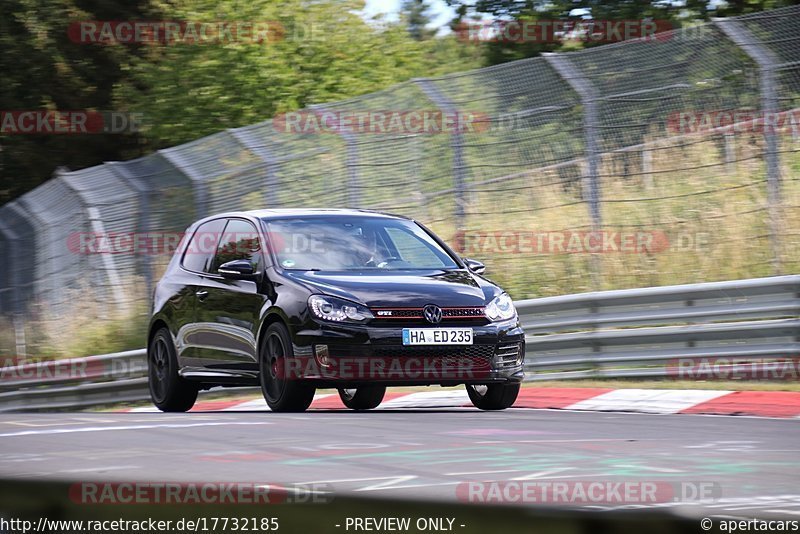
(641, 147, 653, 189)
(410, 134, 429, 220)
(0, 217, 26, 357)
(56, 168, 129, 315)
(159, 149, 210, 219)
(544, 53, 602, 287)
(715, 18, 783, 274)
(309, 106, 360, 208)
(414, 78, 467, 235)
(107, 163, 154, 311)
(724, 133, 737, 175)
(229, 129, 278, 206)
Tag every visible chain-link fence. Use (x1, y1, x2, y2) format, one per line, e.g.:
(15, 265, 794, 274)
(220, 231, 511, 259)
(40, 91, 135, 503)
(1, 7, 799, 356)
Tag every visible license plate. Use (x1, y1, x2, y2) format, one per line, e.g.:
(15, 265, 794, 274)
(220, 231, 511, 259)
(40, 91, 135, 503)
(402, 328, 473, 345)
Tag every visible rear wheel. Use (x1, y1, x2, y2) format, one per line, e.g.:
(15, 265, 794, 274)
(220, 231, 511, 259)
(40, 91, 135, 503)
(148, 328, 198, 412)
(338, 386, 386, 410)
(466, 383, 519, 410)
(259, 322, 315, 412)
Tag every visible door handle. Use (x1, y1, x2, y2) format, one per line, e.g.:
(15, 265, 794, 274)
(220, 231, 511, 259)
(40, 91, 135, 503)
(195, 289, 209, 301)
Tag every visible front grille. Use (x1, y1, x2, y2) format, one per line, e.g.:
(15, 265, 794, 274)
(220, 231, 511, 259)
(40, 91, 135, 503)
(373, 309, 422, 318)
(370, 344, 495, 361)
(442, 308, 485, 318)
(370, 307, 488, 325)
(494, 343, 523, 369)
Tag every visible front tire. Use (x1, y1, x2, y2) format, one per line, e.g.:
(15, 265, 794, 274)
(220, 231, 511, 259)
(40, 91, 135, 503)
(259, 322, 315, 412)
(338, 386, 386, 410)
(466, 383, 519, 410)
(148, 328, 198, 412)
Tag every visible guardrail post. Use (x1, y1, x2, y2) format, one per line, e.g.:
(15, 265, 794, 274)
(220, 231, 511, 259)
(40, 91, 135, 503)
(544, 53, 602, 287)
(715, 18, 783, 274)
(229, 129, 278, 206)
(414, 78, 467, 235)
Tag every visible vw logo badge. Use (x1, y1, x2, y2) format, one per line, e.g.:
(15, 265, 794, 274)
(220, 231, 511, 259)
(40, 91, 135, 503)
(423, 304, 443, 324)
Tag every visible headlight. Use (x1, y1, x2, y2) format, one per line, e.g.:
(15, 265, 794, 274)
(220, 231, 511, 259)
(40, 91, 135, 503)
(484, 293, 516, 322)
(308, 295, 374, 324)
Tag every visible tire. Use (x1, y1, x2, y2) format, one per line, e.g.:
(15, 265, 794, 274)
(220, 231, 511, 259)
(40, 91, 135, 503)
(466, 383, 520, 410)
(148, 328, 198, 412)
(259, 322, 316, 412)
(338, 386, 386, 410)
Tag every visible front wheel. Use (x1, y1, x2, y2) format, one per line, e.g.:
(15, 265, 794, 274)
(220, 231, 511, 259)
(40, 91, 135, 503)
(466, 383, 519, 410)
(148, 328, 198, 412)
(338, 386, 386, 410)
(259, 322, 316, 412)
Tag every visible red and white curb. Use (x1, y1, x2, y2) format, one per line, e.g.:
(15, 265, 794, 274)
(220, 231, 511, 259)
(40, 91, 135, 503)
(122, 387, 800, 418)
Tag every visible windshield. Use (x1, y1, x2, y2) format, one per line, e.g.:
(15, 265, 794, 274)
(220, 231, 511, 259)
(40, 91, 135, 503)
(264, 216, 460, 271)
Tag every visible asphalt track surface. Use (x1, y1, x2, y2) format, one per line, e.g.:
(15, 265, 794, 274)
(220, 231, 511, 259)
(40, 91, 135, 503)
(1, 407, 799, 517)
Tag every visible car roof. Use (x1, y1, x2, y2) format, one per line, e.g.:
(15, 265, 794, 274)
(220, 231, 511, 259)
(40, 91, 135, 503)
(203, 208, 410, 222)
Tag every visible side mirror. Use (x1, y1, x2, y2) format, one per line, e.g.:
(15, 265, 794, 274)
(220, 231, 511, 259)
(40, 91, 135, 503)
(464, 258, 486, 275)
(218, 259, 259, 281)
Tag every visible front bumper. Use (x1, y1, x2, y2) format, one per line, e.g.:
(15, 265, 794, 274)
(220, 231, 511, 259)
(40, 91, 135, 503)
(288, 319, 525, 388)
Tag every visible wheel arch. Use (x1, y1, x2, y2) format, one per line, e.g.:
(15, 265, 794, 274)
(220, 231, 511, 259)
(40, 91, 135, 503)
(256, 312, 289, 353)
(147, 317, 170, 351)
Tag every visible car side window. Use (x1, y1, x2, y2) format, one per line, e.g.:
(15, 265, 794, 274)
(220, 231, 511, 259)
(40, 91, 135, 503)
(211, 219, 262, 273)
(181, 218, 226, 273)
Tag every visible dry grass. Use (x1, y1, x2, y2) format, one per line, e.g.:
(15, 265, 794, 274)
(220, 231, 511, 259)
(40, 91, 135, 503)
(425, 135, 800, 298)
(4, 279, 149, 360)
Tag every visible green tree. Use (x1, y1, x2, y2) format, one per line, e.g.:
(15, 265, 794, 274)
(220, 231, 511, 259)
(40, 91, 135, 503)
(0, 0, 154, 204)
(117, 0, 482, 146)
(444, 0, 799, 65)
(401, 0, 436, 40)
(0, 0, 483, 201)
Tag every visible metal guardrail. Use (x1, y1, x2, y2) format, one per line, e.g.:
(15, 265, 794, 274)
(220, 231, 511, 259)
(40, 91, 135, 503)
(1, 275, 798, 411)
(519, 275, 800, 380)
(0, 349, 148, 412)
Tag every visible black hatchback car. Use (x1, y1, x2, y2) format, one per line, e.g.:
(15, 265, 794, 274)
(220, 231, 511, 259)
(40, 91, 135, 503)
(147, 209, 525, 412)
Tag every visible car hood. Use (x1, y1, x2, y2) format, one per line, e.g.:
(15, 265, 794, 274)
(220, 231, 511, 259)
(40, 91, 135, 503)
(283, 269, 499, 308)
